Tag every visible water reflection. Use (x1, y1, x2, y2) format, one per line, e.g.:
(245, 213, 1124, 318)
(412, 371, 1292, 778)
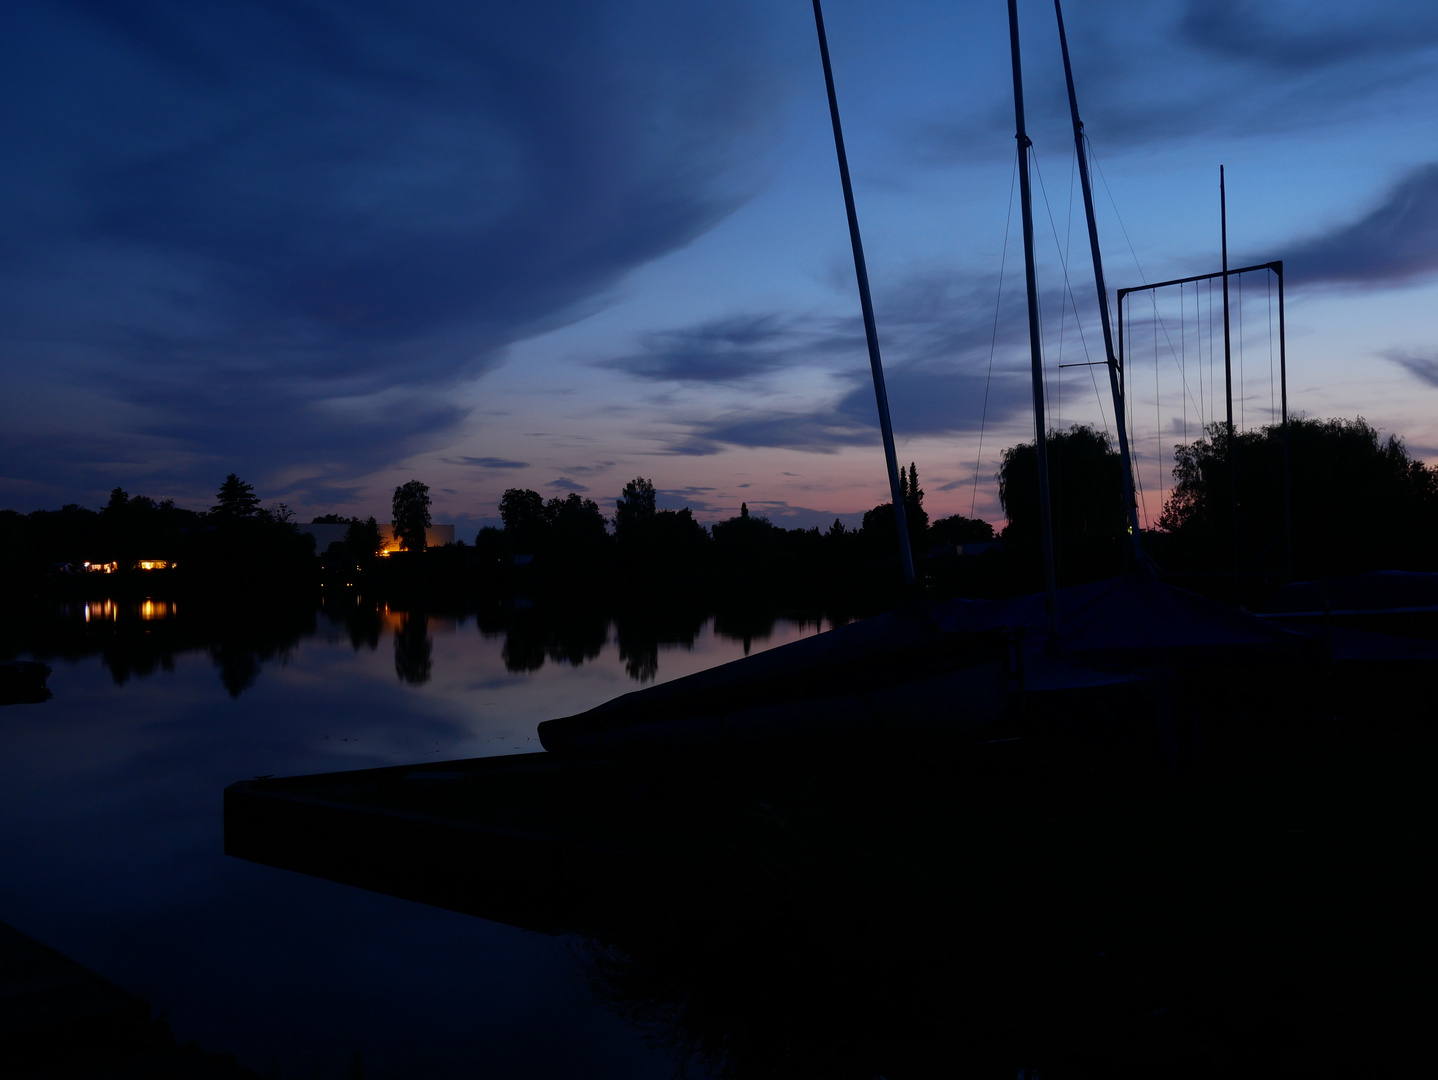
(392, 610, 433, 686)
(6, 594, 845, 702)
(2, 594, 854, 1078)
(11, 598, 314, 698)
(613, 607, 707, 683)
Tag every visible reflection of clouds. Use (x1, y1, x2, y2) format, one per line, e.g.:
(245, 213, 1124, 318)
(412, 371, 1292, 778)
(0, 648, 665, 1076)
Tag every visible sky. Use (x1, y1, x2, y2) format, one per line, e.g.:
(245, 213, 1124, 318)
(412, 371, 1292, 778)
(4, 0, 1438, 538)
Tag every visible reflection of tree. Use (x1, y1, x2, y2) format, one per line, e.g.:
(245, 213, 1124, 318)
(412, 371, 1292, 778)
(211, 641, 262, 698)
(712, 607, 778, 658)
(617, 638, 658, 683)
(545, 608, 608, 667)
(613, 606, 705, 684)
(498, 604, 610, 675)
(345, 605, 382, 652)
(393, 612, 432, 685)
(500, 619, 546, 673)
(4, 597, 313, 698)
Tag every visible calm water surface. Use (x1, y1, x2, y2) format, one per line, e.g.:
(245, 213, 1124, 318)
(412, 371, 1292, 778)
(0, 597, 829, 1078)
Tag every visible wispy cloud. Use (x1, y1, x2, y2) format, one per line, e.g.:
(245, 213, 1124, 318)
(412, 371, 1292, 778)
(618, 268, 1038, 453)
(548, 477, 590, 492)
(1278, 163, 1438, 286)
(600, 314, 805, 383)
(445, 456, 530, 469)
(1383, 349, 1438, 388)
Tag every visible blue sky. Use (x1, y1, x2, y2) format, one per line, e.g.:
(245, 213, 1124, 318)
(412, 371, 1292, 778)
(4, 0, 1438, 537)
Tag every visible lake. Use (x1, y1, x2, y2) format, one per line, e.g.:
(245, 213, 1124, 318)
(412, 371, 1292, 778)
(0, 593, 833, 1078)
(5, 590, 1420, 1077)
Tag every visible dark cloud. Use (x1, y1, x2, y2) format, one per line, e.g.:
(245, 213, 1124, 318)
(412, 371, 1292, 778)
(446, 457, 530, 469)
(655, 486, 720, 513)
(547, 477, 589, 492)
(1278, 164, 1438, 286)
(693, 364, 1030, 453)
(630, 269, 1040, 453)
(0, 0, 779, 505)
(601, 315, 800, 383)
(1179, 0, 1438, 71)
(1383, 350, 1438, 388)
(913, 0, 1438, 162)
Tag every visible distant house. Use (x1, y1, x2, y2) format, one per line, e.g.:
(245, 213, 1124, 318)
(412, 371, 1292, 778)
(296, 522, 455, 555)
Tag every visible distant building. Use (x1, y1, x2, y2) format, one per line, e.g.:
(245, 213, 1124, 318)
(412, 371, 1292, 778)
(378, 523, 454, 554)
(295, 523, 348, 551)
(296, 522, 455, 555)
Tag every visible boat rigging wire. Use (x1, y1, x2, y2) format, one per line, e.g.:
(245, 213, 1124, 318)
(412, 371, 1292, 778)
(1032, 142, 1110, 439)
(1268, 273, 1275, 422)
(971, 150, 1019, 518)
(1238, 271, 1246, 433)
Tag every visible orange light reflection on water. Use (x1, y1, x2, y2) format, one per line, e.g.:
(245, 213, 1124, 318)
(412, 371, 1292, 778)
(84, 599, 117, 622)
(81, 598, 177, 622)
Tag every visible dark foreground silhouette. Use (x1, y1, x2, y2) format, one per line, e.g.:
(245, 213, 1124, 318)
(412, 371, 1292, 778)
(227, 655, 1427, 1078)
(0, 921, 259, 1079)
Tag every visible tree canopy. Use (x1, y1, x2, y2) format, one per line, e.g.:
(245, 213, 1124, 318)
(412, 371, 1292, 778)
(213, 473, 261, 517)
(498, 488, 607, 554)
(391, 480, 432, 552)
(614, 477, 657, 538)
(344, 516, 383, 559)
(1159, 417, 1438, 577)
(999, 424, 1126, 583)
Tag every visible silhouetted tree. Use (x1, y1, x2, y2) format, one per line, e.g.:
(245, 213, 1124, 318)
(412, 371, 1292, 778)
(860, 464, 929, 564)
(999, 425, 1126, 583)
(929, 514, 995, 546)
(614, 477, 657, 538)
(1160, 416, 1438, 577)
(344, 516, 383, 560)
(213, 474, 261, 518)
(499, 488, 547, 548)
(545, 492, 608, 551)
(391, 480, 432, 552)
(712, 504, 777, 566)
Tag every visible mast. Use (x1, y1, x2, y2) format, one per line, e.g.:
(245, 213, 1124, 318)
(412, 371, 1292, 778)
(810, 0, 916, 588)
(1052, 0, 1143, 567)
(1277, 260, 1292, 580)
(1221, 167, 1238, 602)
(1007, 0, 1060, 635)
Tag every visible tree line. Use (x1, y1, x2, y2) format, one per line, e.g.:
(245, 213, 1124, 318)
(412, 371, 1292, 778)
(470, 470, 996, 596)
(4, 415, 1435, 602)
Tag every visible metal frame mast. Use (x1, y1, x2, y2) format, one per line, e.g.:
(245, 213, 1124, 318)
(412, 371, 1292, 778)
(810, 0, 916, 588)
(1052, 0, 1144, 567)
(1008, 0, 1060, 635)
